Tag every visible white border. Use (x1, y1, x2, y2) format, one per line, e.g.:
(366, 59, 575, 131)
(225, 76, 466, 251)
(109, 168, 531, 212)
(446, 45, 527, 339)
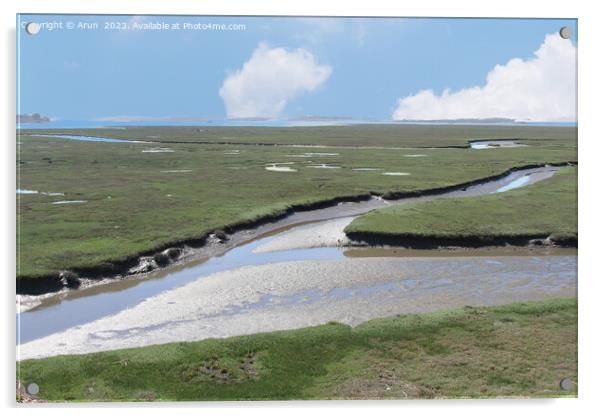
(2, 0, 600, 414)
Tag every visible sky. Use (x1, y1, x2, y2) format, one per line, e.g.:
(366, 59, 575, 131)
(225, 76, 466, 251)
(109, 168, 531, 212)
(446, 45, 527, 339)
(17, 15, 577, 122)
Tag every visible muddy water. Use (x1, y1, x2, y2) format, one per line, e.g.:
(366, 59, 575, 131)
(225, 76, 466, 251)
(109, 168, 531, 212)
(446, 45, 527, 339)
(17, 165, 575, 358)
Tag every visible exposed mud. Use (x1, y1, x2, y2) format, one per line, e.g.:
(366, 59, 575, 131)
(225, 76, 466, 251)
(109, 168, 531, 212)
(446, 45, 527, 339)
(16, 162, 575, 296)
(344, 232, 578, 250)
(18, 255, 576, 359)
(16, 162, 578, 356)
(253, 217, 353, 253)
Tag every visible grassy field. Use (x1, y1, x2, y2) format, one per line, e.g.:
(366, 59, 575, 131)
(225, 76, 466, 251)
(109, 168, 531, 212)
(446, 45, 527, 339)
(24, 124, 577, 148)
(16, 125, 576, 278)
(17, 298, 577, 401)
(346, 167, 577, 244)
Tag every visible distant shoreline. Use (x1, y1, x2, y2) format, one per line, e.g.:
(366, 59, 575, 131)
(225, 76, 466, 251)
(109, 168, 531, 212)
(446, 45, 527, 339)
(17, 113, 50, 124)
(16, 119, 578, 130)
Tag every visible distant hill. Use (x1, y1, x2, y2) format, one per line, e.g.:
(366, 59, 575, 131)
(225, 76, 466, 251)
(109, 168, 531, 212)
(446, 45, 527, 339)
(17, 113, 50, 124)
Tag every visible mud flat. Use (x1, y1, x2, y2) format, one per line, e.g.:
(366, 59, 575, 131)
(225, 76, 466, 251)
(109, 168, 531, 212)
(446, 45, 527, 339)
(16, 163, 577, 360)
(18, 253, 576, 360)
(17, 165, 576, 354)
(253, 217, 353, 253)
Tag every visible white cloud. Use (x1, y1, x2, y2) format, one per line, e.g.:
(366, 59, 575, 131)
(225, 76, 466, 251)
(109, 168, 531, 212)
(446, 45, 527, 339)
(219, 43, 332, 118)
(296, 18, 368, 48)
(392, 34, 576, 122)
(296, 18, 344, 45)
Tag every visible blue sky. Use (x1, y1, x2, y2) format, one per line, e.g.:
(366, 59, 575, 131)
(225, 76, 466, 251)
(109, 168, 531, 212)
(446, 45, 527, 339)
(17, 15, 577, 121)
